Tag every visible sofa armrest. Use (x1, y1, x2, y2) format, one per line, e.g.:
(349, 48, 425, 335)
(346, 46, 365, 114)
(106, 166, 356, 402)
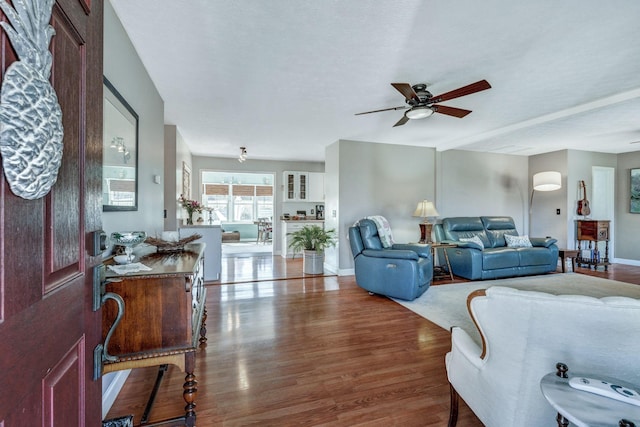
(361, 248, 419, 261)
(530, 237, 558, 248)
(454, 241, 484, 251)
(391, 243, 431, 258)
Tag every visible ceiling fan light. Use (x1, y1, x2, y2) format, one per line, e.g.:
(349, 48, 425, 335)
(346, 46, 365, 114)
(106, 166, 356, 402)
(406, 106, 434, 120)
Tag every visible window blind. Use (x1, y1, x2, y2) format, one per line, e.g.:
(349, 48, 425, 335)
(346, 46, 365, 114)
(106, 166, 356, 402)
(109, 179, 135, 192)
(232, 185, 255, 196)
(204, 184, 229, 195)
(256, 185, 273, 196)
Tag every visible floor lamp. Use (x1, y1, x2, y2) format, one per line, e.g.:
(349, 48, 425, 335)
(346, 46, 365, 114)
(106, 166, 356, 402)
(413, 200, 439, 244)
(529, 171, 562, 233)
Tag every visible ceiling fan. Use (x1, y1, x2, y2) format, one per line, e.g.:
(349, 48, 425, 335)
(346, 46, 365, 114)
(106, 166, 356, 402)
(355, 79, 491, 127)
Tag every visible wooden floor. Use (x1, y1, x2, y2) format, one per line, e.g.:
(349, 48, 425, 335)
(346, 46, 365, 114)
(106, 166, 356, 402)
(106, 259, 640, 426)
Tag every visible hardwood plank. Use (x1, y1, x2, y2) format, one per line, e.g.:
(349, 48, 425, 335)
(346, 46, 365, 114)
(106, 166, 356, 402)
(107, 256, 640, 426)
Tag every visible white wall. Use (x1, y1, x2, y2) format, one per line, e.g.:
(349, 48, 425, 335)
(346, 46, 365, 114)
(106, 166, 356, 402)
(102, 0, 165, 237)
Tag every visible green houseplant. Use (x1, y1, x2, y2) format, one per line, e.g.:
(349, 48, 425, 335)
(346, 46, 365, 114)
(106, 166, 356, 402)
(288, 225, 336, 274)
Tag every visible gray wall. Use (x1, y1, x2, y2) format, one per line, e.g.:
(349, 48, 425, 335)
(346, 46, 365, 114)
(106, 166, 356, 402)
(438, 150, 529, 233)
(567, 149, 617, 249)
(529, 149, 620, 251)
(528, 151, 568, 243)
(329, 140, 437, 273)
(191, 156, 324, 254)
(164, 125, 192, 231)
(616, 152, 640, 262)
(102, 0, 166, 412)
(102, 0, 165, 237)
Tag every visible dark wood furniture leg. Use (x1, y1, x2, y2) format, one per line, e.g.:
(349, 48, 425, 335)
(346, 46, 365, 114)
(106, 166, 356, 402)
(183, 352, 198, 427)
(448, 383, 459, 427)
(141, 365, 169, 424)
(558, 249, 578, 273)
(199, 307, 208, 345)
(556, 413, 570, 427)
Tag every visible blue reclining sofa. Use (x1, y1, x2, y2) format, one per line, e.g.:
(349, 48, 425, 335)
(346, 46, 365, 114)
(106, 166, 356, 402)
(349, 219, 432, 301)
(434, 216, 558, 280)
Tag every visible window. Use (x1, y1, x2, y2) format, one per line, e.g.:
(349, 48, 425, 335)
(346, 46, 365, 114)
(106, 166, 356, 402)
(202, 174, 273, 222)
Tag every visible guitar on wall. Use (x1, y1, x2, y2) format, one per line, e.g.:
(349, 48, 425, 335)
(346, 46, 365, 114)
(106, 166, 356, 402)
(577, 180, 591, 216)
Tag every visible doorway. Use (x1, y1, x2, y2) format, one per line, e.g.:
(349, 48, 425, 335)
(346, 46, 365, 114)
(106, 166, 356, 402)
(201, 171, 275, 257)
(591, 166, 615, 259)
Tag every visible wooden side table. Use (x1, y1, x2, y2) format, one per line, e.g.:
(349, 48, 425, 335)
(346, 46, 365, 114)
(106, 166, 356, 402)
(558, 249, 579, 273)
(576, 220, 610, 271)
(431, 243, 456, 281)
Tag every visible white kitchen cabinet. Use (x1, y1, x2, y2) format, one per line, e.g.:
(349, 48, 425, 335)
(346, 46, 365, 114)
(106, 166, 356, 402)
(308, 172, 324, 201)
(283, 171, 309, 201)
(281, 220, 324, 258)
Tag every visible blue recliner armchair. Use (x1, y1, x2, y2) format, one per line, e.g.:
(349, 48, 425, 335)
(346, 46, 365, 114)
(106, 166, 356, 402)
(348, 218, 433, 301)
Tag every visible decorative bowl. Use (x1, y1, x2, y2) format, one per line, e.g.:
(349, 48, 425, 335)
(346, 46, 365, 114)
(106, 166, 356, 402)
(113, 255, 130, 264)
(110, 231, 146, 247)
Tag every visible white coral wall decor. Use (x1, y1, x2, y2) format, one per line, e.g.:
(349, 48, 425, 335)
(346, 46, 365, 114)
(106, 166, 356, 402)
(0, 0, 63, 200)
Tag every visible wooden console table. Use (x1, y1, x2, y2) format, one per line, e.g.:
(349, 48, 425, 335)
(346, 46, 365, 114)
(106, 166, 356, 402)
(576, 220, 610, 271)
(102, 243, 207, 426)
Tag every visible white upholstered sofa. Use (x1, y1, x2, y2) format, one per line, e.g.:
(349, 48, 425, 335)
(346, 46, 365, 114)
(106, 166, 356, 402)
(446, 286, 640, 427)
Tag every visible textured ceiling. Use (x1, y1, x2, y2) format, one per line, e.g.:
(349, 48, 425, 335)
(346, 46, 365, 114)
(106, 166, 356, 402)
(109, 0, 640, 162)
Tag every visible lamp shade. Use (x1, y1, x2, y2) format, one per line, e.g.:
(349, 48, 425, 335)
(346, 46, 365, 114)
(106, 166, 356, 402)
(533, 171, 561, 191)
(413, 200, 439, 218)
(406, 106, 434, 120)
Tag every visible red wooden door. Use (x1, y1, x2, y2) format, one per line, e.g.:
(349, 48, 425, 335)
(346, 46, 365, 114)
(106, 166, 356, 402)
(0, 0, 104, 425)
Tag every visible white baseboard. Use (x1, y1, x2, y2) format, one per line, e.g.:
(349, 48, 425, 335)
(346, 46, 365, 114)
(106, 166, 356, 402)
(612, 258, 640, 266)
(102, 370, 131, 419)
(337, 268, 354, 276)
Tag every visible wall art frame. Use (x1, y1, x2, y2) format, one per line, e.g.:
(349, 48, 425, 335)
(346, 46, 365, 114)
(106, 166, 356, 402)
(631, 168, 640, 214)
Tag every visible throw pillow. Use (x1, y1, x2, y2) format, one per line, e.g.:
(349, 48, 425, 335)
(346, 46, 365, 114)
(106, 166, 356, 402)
(505, 234, 533, 248)
(459, 235, 485, 249)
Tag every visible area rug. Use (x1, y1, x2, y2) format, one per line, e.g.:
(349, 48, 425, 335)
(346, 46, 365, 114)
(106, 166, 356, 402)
(393, 273, 640, 345)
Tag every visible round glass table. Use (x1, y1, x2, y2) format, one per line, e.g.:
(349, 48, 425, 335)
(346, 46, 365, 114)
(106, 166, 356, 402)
(540, 363, 640, 427)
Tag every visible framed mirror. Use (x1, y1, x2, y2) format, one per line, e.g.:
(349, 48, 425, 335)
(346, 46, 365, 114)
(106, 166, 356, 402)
(102, 77, 139, 211)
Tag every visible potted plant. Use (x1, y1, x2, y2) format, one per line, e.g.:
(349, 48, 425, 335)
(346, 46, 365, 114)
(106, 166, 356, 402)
(288, 225, 336, 274)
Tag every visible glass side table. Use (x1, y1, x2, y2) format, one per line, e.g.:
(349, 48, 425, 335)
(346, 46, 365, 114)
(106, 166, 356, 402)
(540, 363, 640, 427)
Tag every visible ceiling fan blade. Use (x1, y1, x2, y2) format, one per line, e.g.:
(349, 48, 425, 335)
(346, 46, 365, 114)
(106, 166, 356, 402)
(355, 106, 407, 115)
(433, 105, 472, 118)
(393, 115, 410, 127)
(431, 80, 491, 103)
(391, 83, 420, 102)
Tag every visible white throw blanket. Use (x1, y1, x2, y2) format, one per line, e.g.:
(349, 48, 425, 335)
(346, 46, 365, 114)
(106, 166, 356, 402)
(365, 215, 394, 248)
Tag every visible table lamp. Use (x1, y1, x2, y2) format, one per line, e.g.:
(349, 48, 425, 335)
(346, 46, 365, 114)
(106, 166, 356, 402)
(413, 200, 439, 244)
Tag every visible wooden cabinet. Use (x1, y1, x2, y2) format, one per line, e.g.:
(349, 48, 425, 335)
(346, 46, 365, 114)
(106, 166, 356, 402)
(576, 220, 610, 270)
(102, 243, 206, 426)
